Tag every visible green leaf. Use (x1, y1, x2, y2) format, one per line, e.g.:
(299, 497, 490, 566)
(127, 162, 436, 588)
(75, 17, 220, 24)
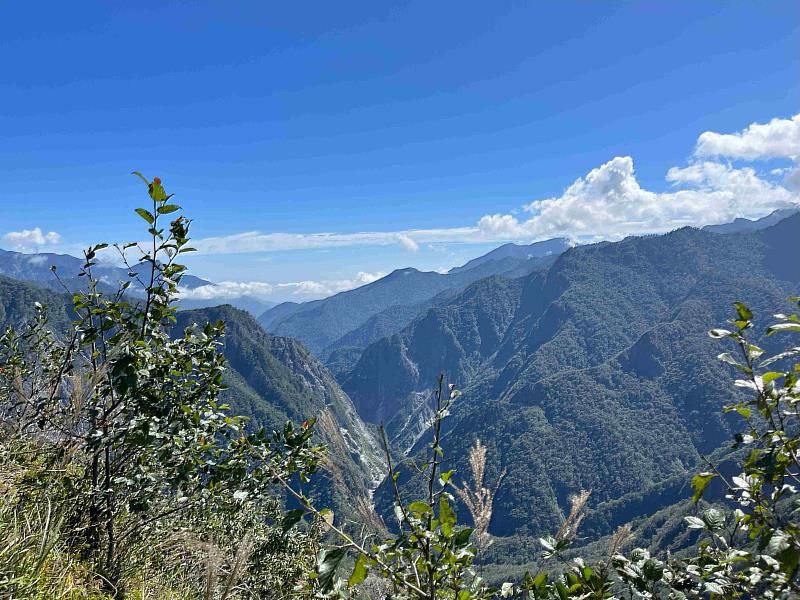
(157, 204, 181, 215)
(762, 371, 784, 384)
(768, 323, 800, 335)
(149, 181, 168, 202)
(643, 558, 664, 581)
(439, 496, 456, 526)
(709, 328, 733, 339)
(439, 469, 455, 486)
(408, 501, 431, 515)
(131, 171, 149, 185)
(539, 536, 555, 552)
(135, 208, 155, 224)
(316, 547, 347, 592)
(702, 508, 725, 530)
(734, 302, 753, 321)
(454, 527, 473, 547)
(717, 352, 741, 367)
(348, 553, 368, 587)
(281, 508, 304, 533)
(684, 515, 706, 529)
(705, 582, 724, 594)
(554, 581, 569, 600)
(691, 472, 716, 503)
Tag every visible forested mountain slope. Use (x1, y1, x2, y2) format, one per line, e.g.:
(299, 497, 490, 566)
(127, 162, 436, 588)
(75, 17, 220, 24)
(174, 305, 385, 513)
(345, 215, 800, 543)
(0, 275, 74, 332)
(0, 277, 383, 517)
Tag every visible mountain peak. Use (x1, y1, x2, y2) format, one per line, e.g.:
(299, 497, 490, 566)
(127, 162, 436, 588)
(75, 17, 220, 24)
(449, 237, 571, 275)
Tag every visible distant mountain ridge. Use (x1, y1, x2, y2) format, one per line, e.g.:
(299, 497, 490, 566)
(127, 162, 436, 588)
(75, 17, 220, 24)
(0, 248, 212, 291)
(449, 237, 571, 274)
(0, 248, 277, 316)
(702, 207, 798, 234)
(258, 242, 565, 360)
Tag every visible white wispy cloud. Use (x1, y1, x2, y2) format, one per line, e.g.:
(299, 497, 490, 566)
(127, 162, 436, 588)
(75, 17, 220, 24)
(396, 233, 420, 252)
(193, 228, 478, 255)
(178, 271, 386, 301)
(1, 228, 62, 252)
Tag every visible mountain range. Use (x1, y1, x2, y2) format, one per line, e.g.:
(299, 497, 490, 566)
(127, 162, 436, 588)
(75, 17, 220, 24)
(0, 247, 278, 316)
(341, 213, 799, 557)
(1, 209, 798, 566)
(257, 241, 564, 367)
(0, 276, 384, 522)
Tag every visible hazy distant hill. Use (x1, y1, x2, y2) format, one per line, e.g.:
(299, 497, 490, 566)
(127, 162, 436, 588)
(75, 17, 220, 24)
(258, 243, 563, 358)
(449, 237, 571, 275)
(0, 248, 275, 316)
(0, 248, 212, 291)
(344, 214, 800, 546)
(702, 207, 798, 234)
(0, 274, 74, 332)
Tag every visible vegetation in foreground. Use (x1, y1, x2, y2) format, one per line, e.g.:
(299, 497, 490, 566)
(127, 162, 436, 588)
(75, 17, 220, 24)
(0, 175, 798, 598)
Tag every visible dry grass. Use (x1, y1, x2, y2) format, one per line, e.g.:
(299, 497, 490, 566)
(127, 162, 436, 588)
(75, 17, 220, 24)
(453, 439, 506, 549)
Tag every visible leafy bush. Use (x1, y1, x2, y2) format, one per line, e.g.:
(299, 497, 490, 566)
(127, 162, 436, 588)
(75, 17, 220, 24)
(0, 174, 326, 599)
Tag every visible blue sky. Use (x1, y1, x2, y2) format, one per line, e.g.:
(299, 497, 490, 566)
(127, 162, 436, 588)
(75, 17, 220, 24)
(2, 1, 799, 301)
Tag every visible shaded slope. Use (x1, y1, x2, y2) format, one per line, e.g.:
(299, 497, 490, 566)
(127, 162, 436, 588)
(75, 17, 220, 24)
(172, 305, 387, 514)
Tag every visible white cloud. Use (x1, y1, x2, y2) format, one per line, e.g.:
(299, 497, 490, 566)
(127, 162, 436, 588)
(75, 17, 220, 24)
(396, 233, 420, 252)
(477, 156, 797, 240)
(178, 281, 275, 300)
(185, 114, 800, 255)
(278, 271, 387, 297)
(26, 254, 49, 265)
(2, 228, 62, 252)
(193, 228, 478, 255)
(696, 114, 800, 160)
(178, 271, 387, 301)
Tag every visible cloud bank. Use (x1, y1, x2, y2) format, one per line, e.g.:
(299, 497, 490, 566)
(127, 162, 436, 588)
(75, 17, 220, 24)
(1, 228, 62, 253)
(189, 113, 799, 254)
(178, 271, 386, 301)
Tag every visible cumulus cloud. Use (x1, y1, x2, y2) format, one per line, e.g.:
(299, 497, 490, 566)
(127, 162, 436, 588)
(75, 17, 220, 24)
(178, 271, 387, 301)
(1, 228, 62, 252)
(477, 156, 797, 241)
(695, 114, 800, 160)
